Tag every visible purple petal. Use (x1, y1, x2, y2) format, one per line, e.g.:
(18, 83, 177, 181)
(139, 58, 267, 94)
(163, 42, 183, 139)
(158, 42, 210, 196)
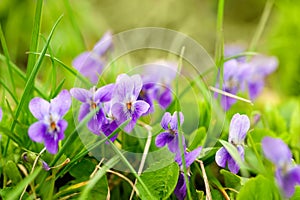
(70, 88, 91, 103)
(111, 102, 128, 123)
(113, 74, 134, 102)
(262, 136, 292, 168)
(185, 146, 202, 168)
(87, 110, 105, 134)
(50, 90, 71, 117)
(72, 52, 104, 84)
(28, 121, 47, 143)
(215, 147, 230, 168)
(227, 156, 240, 174)
(42, 161, 51, 171)
(168, 134, 186, 154)
(251, 55, 278, 75)
(174, 173, 187, 200)
(160, 112, 172, 130)
(229, 113, 250, 145)
(131, 74, 143, 98)
(132, 100, 150, 120)
(44, 134, 59, 154)
(124, 119, 136, 133)
(157, 87, 173, 109)
(57, 119, 67, 141)
(93, 31, 113, 55)
(170, 111, 184, 130)
(101, 120, 119, 142)
(78, 103, 90, 121)
(248, 80, 264, 100)
(155, 132, 174, 147)
(29, 97, 50, 120)
(220, 87, 238, 111)
(95, 84, 115, 102)
(281, 166, 300, 197)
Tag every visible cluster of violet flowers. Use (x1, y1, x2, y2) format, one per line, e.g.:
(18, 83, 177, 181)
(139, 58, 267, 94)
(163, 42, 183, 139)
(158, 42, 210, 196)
(155, 111, 202, 200)
(216, 46, 278, 110)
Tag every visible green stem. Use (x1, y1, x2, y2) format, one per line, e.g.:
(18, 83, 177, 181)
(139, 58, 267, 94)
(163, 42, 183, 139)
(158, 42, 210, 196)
(215, 0, 225, 97)
(248, 0, 274, 52)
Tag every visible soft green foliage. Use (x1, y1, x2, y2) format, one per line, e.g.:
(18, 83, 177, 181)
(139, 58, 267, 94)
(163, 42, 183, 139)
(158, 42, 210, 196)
(136, 161, 179, 200)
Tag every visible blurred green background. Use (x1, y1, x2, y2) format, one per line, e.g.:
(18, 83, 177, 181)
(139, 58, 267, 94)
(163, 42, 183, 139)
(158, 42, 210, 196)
(0, 0, 299, 96)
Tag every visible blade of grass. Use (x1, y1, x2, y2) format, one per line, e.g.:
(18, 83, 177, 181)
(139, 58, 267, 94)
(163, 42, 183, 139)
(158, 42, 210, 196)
(63, 0, 86, 50)
(27, 52, 91, 87)
(0, 79, 18, 104)
(26, 0, 43, 76)
(248, 0, 275, 52)
(6, 15, 63, 157)
(5, 167, 42, 200)
(0, 54, 46, 98)
(0, 24, 17, 96)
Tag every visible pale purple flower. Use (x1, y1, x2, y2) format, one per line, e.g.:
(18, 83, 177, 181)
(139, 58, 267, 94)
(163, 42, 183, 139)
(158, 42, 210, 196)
(241, 55, 278, 100)
(138, 61, 177, 113)
(215, 113, 250, 174)
(73, 31, 113, 84)
(111, 74, 150, 133)
(42, 161, 51, 171)
(28, 90, 71, 154)
(262, 137, 300, 198)
(70, 84, 114, 134)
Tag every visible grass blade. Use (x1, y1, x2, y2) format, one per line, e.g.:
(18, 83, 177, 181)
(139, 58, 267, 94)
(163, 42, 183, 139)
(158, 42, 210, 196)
(26, 0, 43, 76)
(10, 15, 63, 133)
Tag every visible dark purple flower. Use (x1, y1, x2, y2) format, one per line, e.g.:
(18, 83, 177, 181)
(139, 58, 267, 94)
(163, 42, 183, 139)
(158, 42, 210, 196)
(215, 113, 250, 174)
(28, 90, 71, 154)
(73, 31, 113, 84)
(111, 74, 150, 133)
(262, 136, 300, 198)
(155, 111, 184, 153)
(138, 61, 177, 113)
(174, 172, 188, 200)
(70, 84, 114, 134)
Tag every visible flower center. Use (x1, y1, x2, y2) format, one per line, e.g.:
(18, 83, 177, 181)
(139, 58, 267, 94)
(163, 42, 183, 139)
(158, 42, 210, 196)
(91, 102, 97, 109)
(50, 121, 57, 132)
(126, 102, 132, 110)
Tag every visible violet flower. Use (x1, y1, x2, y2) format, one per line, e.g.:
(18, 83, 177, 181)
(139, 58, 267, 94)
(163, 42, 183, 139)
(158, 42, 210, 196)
(28, 90, 71, 154)
(155, 111, 202, 200)
(73, 31, 113, 84)
(241, 55, 278, 100)
(155, 111, 184, 153)
(111, 74, 150, 133)
(215, 113, 250, 174)
(138, 61, 177, 113)
(262, 137, 300, 198)
(70, 84, 114, 134)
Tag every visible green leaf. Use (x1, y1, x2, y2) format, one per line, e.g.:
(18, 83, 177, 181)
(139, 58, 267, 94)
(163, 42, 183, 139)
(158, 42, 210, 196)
(248, 128, 276, 144)
(189, 126, 206, 150)
(38, 176, 55, 200)
(69, 158, 96, 179)
(291, 186, 300, 200)
(264, 107, 287, 134)
(4, 160, 22, 185)
(220, 169, 242, 190)
(136, 161, 179, 200)
(237, 175, 281, 200)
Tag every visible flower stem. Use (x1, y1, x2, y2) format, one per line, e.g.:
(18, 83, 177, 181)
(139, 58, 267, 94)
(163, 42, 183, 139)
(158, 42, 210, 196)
(129, 122, 152, 200)
(198, 160, 212, 200)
